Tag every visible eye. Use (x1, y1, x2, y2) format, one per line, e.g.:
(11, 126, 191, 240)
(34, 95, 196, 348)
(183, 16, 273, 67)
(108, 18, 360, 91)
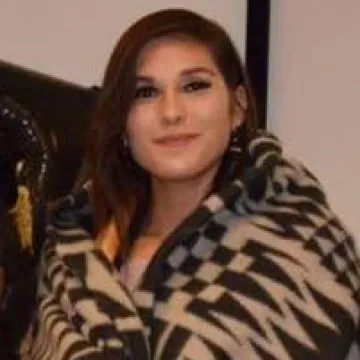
(134, 85, 158, 99)
(184, 80, 212, 92)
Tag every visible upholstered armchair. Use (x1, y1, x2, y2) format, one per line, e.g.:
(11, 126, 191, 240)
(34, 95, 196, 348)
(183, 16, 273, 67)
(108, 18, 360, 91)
(0, 61, 96, 358)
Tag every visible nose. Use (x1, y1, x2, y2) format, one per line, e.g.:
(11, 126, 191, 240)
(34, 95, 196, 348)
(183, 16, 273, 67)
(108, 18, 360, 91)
(160, 89, 185, 125)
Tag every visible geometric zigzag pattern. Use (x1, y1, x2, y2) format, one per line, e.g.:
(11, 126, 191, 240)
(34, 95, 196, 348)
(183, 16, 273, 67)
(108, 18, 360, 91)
(136, 142, 360, 359)
(145, 218, 359, 359)
(24, 132, 360, 359)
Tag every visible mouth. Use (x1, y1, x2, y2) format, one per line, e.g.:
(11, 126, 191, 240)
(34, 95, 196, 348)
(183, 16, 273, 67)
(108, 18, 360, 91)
(154, 133, 199, 147)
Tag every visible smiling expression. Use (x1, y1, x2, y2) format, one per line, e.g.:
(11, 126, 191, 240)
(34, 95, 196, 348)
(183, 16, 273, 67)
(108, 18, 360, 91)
(126, 36, 246, 184)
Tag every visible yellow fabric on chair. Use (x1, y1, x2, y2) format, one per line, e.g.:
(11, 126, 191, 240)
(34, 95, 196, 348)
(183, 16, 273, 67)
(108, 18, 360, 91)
(9, 185, 33, 253)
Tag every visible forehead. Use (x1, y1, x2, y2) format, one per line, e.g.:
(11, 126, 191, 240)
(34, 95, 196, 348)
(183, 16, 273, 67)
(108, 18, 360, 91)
(136, 35, 218, 75)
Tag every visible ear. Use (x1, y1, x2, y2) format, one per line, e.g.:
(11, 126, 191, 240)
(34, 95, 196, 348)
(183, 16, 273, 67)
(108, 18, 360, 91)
(231, 85, 248, 129)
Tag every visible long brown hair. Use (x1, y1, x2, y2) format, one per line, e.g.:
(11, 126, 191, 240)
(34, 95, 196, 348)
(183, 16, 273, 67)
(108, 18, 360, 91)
(86, 8, 258, 256)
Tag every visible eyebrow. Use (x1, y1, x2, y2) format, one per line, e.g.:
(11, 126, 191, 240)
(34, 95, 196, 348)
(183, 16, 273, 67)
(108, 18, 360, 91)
(181, 66, 217, 77)
(135, 66, 217, 83)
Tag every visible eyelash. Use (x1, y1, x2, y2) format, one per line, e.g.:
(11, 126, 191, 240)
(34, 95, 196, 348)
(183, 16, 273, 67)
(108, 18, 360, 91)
(134, 80, 212, 100)
(184, 80, 212, 92)
(134, 86, 157, 99)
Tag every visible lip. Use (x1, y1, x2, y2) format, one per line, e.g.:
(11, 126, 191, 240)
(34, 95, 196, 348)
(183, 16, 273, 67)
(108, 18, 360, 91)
(154, 133, 199, 147)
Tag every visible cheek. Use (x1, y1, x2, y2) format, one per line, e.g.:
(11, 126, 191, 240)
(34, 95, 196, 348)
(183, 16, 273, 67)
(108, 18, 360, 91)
(127, 107, 153, 146)
(126, 115, 157, 169)
(127, 127, 149, 163)
(196, 99, 234, 137)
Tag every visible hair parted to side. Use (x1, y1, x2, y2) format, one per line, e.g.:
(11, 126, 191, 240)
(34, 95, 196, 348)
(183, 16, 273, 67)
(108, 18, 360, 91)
(86, 8, 258, 256)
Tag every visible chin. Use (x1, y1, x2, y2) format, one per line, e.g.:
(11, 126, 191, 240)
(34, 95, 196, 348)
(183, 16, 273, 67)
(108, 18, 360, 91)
(153, 168, 200, 182)
(151, 160, 221, 184)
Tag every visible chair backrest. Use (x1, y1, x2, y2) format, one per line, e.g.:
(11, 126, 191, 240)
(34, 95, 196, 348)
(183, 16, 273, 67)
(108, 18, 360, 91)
(0, 59, 97, 201)
(0, 60, 97, 357)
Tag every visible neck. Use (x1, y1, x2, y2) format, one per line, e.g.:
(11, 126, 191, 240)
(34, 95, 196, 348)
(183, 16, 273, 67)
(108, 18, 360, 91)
(145, 170, 217, 238)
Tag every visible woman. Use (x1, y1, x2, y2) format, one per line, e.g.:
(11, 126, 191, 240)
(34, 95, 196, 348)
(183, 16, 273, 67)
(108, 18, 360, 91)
(24, 8, 359, 360)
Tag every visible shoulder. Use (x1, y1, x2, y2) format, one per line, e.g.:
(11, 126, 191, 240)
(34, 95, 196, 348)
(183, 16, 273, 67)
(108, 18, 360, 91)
(46, 187, 93, 237)
(227, 151, 360, 300)
(38, 187, 95, 271)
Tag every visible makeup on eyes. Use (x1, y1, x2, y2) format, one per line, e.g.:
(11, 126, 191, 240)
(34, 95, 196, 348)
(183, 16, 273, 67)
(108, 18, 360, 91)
(134, 85, 157, 99)
(183, 79, 212, 92)
(134, 66, 216, 97)
(134, 78, 213, 101)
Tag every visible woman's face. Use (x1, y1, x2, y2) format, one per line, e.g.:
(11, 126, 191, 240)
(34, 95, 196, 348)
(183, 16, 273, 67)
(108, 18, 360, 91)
(127, 36, 246, 184)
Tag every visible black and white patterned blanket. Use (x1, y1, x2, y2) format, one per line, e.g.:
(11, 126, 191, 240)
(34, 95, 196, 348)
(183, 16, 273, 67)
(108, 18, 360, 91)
(24, 132, 360, 360)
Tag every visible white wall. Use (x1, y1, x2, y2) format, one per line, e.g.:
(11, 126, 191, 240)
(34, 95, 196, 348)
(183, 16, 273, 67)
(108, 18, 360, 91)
(0, 1, 247, 86)
(268, 1, 360, 244)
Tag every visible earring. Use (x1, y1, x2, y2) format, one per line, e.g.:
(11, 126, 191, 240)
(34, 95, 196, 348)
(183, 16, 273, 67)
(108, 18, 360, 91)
(229, 126, 243, 156)
(217, 124, 248, 183)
